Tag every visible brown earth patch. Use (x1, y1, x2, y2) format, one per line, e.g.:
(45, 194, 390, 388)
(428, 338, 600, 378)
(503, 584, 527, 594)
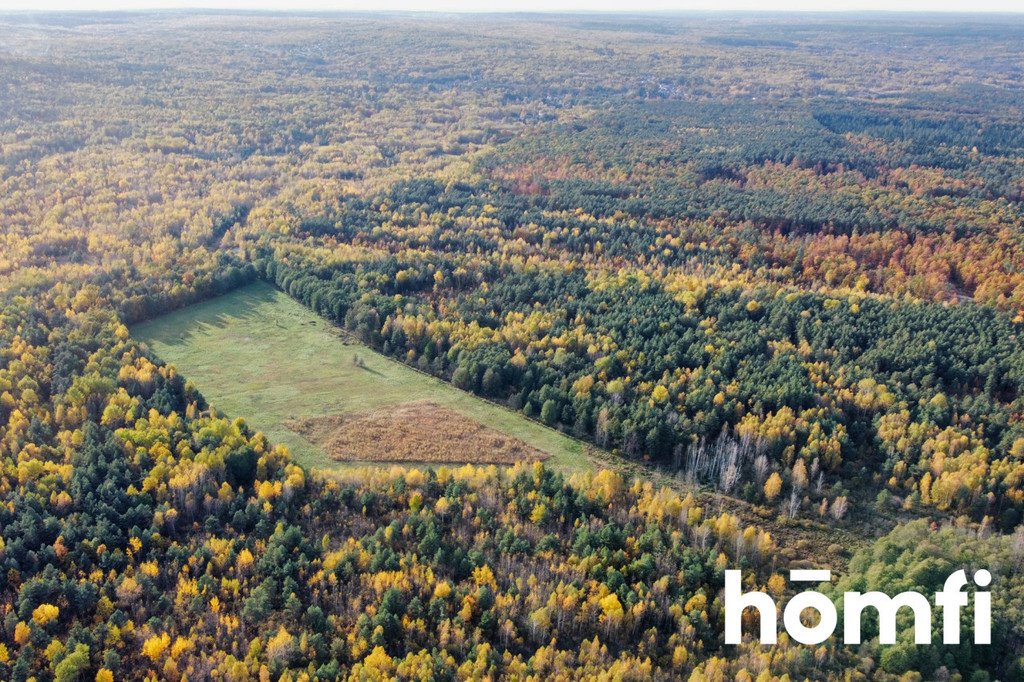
(284, 400, 548, 465)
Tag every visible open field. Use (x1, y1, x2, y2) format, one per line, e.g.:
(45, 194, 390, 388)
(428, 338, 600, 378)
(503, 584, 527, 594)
(131, 281, 592, 472)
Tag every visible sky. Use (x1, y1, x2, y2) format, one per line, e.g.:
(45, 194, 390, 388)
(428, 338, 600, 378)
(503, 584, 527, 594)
(1, 0, 1023, 12)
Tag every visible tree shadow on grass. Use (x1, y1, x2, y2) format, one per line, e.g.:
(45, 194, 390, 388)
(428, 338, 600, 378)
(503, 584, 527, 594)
(356, 363, 386, 378)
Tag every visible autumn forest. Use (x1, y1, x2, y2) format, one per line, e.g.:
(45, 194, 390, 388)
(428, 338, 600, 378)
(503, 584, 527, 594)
(2, 10, 1024, 682)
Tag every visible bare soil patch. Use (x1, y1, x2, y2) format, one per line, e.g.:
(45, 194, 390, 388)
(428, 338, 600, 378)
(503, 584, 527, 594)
(285, 400, 549, 465)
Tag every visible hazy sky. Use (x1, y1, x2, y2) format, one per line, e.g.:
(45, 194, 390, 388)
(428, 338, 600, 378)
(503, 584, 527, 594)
(2, 0, 1023, 12)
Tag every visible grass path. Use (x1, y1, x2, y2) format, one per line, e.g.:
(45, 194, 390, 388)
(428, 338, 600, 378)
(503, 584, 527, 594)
(131, 281, 593, 473)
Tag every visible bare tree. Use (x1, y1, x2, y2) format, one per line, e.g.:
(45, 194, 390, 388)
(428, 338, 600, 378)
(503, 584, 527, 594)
(720, 463, 740, 494)
(830, 496, 849, 520)
(684, 438, 708, 486)
(696, 524, 712, 550)
(753, 454, 770, 486)
(786, 490, 801, 518)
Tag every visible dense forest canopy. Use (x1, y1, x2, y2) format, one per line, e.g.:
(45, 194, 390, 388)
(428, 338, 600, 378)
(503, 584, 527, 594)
(2, 10, 1024, 681)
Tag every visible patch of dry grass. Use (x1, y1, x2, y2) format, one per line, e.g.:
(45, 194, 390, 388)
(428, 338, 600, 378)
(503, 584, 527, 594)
(285, 400, 548, 465)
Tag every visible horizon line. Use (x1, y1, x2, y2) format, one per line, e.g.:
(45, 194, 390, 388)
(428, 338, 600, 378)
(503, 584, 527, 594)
(4, 7, 1024, 14)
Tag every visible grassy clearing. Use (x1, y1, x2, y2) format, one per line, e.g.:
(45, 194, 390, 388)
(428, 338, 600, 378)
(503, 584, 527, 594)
(131, 281, 593, 473)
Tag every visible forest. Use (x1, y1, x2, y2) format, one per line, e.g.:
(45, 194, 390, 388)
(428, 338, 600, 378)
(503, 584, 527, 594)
(2, 9, 1024, 681)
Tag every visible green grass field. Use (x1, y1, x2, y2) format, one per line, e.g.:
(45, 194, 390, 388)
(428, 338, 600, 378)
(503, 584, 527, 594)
(131, 281, 593, 473)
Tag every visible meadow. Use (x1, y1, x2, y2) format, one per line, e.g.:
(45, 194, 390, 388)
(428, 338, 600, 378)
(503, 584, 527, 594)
(131, 281, 593, 473)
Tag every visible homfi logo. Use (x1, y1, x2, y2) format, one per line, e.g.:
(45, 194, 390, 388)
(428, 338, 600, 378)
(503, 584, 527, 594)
(724, 569, 991, 646)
